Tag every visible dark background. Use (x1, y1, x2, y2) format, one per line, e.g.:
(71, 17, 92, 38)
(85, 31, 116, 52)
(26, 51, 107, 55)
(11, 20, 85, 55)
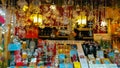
(0, 0, 120, 8)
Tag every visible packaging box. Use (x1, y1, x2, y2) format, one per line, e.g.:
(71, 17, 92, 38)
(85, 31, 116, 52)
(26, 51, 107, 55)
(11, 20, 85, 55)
(73, 61, 81, 68)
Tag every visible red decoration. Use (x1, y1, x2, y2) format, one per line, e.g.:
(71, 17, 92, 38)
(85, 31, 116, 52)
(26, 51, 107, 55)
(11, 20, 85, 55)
(16, 62, 23, 66)
(25, 27, 38, 39)
(0, 15, 5, 24)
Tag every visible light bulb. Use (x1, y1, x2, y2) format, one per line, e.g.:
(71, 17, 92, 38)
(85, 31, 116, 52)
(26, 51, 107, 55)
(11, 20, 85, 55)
(101, 21, 107, 26)
(50, 5, 56, 10)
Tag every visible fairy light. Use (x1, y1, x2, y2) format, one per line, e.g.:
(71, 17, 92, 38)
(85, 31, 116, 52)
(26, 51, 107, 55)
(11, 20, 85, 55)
(76, 12, 87, 27)
(50, 4, 56, 10)
(101, 20, 107, 26)
(50, 0, 56, 10)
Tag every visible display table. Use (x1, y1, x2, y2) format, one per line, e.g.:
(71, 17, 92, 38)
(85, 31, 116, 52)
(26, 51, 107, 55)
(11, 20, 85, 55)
(89, 64, 118, 68)
(7, 40, 119, 68)
(8, 40, 89, 68)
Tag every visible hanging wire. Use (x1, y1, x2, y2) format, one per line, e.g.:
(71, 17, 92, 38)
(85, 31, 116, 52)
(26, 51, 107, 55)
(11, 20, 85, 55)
(80, 0, 82, 11)
(104, 0, 106, 19)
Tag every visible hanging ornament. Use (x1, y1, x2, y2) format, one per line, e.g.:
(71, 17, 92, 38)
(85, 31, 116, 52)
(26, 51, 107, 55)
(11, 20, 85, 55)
(17, 0, 28, 10)
(0, 6, 5, 24)
(1, 0, 6, 7)
(62, 0, 67, 8)
(33, 0, 41, 6)
(63, 16, 69, 25)
(68, 0, 74, 5)
(0, 15, 5, 25)
(75, 3, 80, 11)
(46, 0, 52, 3)
(88, 11, 94, 21)
(1, 24, 8, 34)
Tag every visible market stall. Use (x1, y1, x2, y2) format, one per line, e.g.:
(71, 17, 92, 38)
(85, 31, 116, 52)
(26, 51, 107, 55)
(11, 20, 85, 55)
(0, 0, 120, 68)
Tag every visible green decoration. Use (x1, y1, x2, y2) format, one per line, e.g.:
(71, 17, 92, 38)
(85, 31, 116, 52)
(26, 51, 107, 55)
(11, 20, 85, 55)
(100, 39, 111, 49)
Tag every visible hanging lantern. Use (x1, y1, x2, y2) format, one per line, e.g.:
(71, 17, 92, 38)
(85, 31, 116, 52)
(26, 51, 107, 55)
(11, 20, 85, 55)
(30, 13, 43, 26)
(76, 12, 87, 28)
(17, 0, 28, 10)
(22, 5, 28, 12)
(101, 20, 107, 27)
(50, 0, 56, 10)
(50, 4, 56, 10)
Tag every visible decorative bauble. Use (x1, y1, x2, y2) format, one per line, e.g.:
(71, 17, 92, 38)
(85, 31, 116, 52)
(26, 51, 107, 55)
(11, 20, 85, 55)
(46, 0, 52, 3)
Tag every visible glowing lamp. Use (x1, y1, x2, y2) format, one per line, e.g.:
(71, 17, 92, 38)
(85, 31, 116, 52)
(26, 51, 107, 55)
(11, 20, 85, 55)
(50, 3, 56, 10)
(101, 20, 107, 26)
(30, 13, 43, 25)
(76, 12, 87, 27)
(22, 5, 28, 11)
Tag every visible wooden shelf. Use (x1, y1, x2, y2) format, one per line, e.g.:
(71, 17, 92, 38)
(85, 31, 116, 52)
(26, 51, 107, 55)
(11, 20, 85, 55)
(57, 36, 68, 38)
(83, 37, 93, 39)
(45, 26, 67, 28)
(77, 28, 93, 31)
(39, 36, 68, 38)
(39, 36, 49, 38)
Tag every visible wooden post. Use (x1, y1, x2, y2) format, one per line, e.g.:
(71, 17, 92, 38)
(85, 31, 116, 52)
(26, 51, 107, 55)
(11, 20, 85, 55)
(4, 24, 11, 67)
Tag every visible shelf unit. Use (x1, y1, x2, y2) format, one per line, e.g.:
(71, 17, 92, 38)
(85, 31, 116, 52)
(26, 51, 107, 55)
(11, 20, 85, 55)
(39, 36, 69, 38)
(83, 37, 93, 39)
(38, 26, 69, 40)
(77, 27, 93, 40)
(77, 28, 93, 31)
